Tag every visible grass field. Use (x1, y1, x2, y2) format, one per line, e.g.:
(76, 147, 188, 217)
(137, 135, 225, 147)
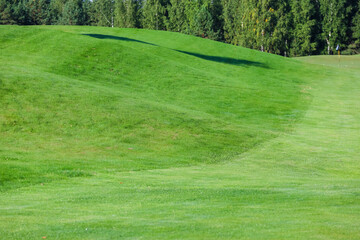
(0, 25, 359, 239)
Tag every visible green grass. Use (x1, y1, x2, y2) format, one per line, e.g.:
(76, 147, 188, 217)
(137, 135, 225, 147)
(0, 25, 359, 239)
(296, 54, 360, 69)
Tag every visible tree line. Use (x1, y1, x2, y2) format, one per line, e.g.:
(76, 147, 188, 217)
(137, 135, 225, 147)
(1, 0, 359, 56)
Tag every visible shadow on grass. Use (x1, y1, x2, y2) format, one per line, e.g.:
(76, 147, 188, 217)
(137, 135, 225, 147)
(83, 33, 267, 68)
(82, 33, 158, 46)
(174, 50, 268, 68)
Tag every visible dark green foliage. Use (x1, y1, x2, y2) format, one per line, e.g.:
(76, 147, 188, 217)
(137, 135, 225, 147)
(0, 0, 23, 24)
(82, 0, 93, 25)
(290, 0, 317, 56)
(47, 0, 64, 24)
(193, 4, 217, 39)
(166, 0, 187, 32)
(28, 0, 50, 24)
(207, 0, 223, 39)
(12, 0, 31, 25)
(271, 1, 291, 56)
(57, 0, 83, 25)
(114, 0, 140, 28)
(141, 0, 165, 30)
(221, 0, 236, 43)
(93, 0, 115, 27)
(114, 0, 127, 27)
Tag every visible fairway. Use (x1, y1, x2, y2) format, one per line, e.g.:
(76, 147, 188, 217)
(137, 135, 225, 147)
(0, 26, 359, 239)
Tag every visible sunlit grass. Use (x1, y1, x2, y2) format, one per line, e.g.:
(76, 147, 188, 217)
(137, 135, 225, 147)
(0, 26, 359, 239)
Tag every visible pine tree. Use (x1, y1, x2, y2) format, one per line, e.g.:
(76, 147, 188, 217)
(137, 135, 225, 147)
(114, 0, 126, 27)
(115, 0, 140, 28)
(271, 0, 291, 56)
(48, 0, 65, 25)
(28, 0, 51, 25)
(239, 0, 258, 49)
(222, 0, 238, 43)
(0, 0, 16, 25)
(141, 0, 165, 30)
(208, 0, 223, 40)
(166, 0, 187, 32)
(58, 0, 84, 25)
(82, 0, 93, 25)
(12, 0, 31, 25)
(289, 0, 317, 56)
(182, 0, 201, 35)
(93, 0, 115, 27)
(193, 4, 217, 39)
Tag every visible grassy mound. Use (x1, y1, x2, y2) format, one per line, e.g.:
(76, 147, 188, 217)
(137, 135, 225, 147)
(1, 26, 359, 239)
(0, 26, 309, 188)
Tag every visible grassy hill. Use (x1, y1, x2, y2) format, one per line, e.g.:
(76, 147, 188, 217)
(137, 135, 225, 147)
(0, 26, 359, 239)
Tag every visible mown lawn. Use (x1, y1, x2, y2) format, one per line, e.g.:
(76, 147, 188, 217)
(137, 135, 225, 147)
(0, 26, 359, 239)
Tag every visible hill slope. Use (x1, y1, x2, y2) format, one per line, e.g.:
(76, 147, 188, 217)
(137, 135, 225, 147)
(0, 26, 309, 187)
(0, 26, 359, 239)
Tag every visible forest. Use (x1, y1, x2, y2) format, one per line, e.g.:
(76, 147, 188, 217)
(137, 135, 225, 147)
(1, 0, 359, 57)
